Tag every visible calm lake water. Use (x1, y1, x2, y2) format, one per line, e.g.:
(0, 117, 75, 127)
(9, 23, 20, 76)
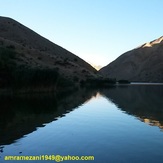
(0, 85, 163, 163)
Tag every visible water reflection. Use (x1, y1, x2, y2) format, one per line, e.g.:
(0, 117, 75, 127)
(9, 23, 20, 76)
(0, 88, 97, 146)
(1, 85, 163, 148)
(1, 85, 163, 163)
(100, 85, 163, 130)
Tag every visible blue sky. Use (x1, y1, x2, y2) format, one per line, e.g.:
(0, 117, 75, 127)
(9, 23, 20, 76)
(1, 0, 163, 66)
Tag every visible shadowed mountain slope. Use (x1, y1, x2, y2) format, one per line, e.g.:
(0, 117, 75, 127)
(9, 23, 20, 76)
(0, 16, 97, 90)
(100, 36, 163, 82)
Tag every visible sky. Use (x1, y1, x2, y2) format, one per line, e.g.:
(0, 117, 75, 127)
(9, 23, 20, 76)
(1, 0, 163, 67)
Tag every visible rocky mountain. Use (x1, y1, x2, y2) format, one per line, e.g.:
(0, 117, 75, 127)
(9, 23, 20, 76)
(0, 16, 97, 91)
(100, 36, 163, 82)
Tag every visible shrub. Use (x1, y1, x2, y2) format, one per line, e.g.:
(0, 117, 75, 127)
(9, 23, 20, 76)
(37, 57, 42, 60)
(0, 47, 16, 69)
(12, 68, 59, 88)
(0, 41, 4, 45)
(6, 45, 15, 50)
(118, 80, 130, 84)
(82, 69, 87, 73)
(73, 76, 79, 82)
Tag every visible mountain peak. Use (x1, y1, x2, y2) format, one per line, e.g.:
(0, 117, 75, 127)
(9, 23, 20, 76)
(141, 36, 163, 48)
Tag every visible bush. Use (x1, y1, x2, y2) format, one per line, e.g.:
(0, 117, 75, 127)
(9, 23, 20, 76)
(12, 68, 59, 88)
(37, 57, 42, 60)
(0, 47, 16, 69)
(0, 47, 75, 90)
(11, 67, 74, 89)
(6, 45, 15, 50)
(0, 41, 4, 45)
(73, 76, 79, 82)
(81, 69, 87, 73)
(118, 80, 130, 84)
(86, 77, 116, 87)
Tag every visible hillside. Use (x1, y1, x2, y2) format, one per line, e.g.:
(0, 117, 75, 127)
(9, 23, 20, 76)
(0, 16, 98, 91)
(100, 36, 163, 82)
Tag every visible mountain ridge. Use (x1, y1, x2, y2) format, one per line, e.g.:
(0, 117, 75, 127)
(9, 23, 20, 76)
(139, 36, 163, 48)
(100, 36, 163, 82)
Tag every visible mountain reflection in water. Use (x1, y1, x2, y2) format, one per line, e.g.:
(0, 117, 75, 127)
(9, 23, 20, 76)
(0, 89, 97, 146)
(0, 85, 163, 149)
(101, 85, 163, 130)
(0, 85, 163, 163)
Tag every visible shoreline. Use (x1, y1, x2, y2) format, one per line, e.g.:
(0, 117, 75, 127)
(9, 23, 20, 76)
(116, 82, 163, 86)
(130, 82, 163, 85)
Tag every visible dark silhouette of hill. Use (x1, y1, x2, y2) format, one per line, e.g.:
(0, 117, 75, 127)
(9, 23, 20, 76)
(0, 16, 98, 91)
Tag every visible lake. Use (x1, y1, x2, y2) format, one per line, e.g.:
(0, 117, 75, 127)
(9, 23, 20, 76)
(0, 85, 163, 163)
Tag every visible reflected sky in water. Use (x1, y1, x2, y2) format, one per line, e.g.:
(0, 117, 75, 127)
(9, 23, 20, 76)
(0, 85, 163, 163)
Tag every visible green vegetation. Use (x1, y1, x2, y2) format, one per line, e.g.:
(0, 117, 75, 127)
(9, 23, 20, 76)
(0, 41, 4, 45)
(12, 68, 58, 88)
(73, 76, 79, 82)
(0, 47, 16, 87)
(0, 47, 16, 69)
(84, 77, 116, 87)
(11, 68, 74, 90)
(74, 58, 78, 62)
(0, 47, 74, 91)
(0, 47, 117, 93)
(6, 45, 15, 50)
(118, 80, 130, 84)
(37, 56, 42, 60)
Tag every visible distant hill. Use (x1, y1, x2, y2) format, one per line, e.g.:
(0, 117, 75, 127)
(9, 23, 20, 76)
(91, 64, 102, 70)
(100, 36, 163, 82)
(0, 16, 98, 91)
